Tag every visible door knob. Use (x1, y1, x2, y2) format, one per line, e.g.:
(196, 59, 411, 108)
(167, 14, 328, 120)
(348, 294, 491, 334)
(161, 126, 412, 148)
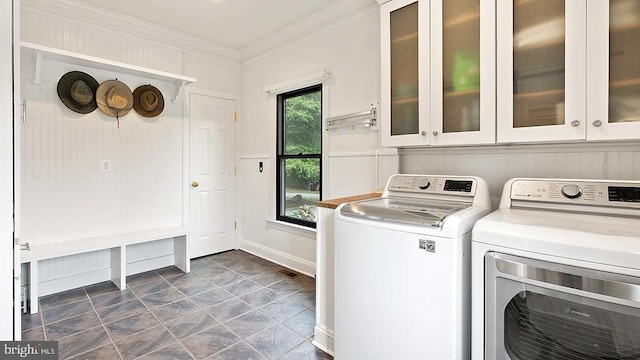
(191, 181, 199, 188)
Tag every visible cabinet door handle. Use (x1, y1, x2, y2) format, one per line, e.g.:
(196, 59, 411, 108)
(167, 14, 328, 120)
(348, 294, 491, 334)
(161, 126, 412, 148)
(570, 120, 580, 127)
(592, 120, 603, 127)
(432, 131, 438, 136)
(421, 131, 427, 136)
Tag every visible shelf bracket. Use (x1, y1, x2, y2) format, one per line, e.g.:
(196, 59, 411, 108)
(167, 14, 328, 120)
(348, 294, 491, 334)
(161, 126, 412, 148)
(32, 51, 43, 85)
(173, 80, 187, 103)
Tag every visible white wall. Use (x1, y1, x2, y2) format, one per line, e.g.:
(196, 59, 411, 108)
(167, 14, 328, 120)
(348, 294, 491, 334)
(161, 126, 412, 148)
(238, 5, 397, 274)
(401, 142, 640, 208)
(19, 0, 241, 295)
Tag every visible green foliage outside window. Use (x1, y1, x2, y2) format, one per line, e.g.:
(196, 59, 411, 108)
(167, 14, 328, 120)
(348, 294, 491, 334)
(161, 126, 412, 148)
(284, 91, 321, 188)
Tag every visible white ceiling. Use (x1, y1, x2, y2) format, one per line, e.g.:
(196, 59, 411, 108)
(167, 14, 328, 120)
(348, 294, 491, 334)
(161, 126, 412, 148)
(69, 0, 374, 53)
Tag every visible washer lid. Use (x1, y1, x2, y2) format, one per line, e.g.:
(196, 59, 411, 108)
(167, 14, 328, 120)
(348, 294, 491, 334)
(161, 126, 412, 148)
(339, 196, 471, 227)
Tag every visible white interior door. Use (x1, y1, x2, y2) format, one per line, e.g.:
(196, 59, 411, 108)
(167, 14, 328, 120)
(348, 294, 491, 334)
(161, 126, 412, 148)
(189, 93, 236, 258)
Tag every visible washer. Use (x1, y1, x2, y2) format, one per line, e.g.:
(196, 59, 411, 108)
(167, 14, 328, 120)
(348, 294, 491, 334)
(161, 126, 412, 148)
(471, 178, 640, 360)
(334, 174, 491, 360)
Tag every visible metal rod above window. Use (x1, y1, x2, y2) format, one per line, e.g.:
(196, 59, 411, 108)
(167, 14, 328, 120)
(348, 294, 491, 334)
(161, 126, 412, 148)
(326, 105, 377, 131)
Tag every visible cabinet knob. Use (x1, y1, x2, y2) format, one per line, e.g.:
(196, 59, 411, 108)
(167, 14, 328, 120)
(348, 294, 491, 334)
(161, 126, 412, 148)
(421, 131, 427, 136)
(570, 120, 580, 127)
(191, 181, 199, 188)
(432, 131, 438, 136)
(592, 120, 603, 127)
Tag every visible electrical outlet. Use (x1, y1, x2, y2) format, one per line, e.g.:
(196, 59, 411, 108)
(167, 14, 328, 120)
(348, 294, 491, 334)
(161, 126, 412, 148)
(101, 159, 112, 172)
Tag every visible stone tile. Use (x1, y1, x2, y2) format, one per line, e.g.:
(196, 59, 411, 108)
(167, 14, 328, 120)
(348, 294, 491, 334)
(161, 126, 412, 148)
(279, 340, 333, 360)
(39, 288, 87, 310)
(260, 297, 308, 323)
(190, 288, 234, 308)
(57, 326, 111, 359)
(284, 309, 316, 338)
(250, 271, 289, 287)
(90, 288, 138, 309)
(164, 310, 218, 339)
(204, 298, 253, 323)
(190, 256, 216, 270)
(69, 343, 121, 360)
(175, 278, 216, 297)
(105, 310, 161, 341)
(234, 263, 272, 277)
(246, 324, 305, 359)
(268, 278, 307, 297)
(151, 298, 200, 324)
(83, 281, 120, 298)
(208, 270, 246, 287)
(97, 299, 147, 324)
(115, 325, 176, 360)
(138, 342, 194, 360)
(156, 266, 186, 280)
(129, 278, 173, 298)
(140, 287, 186, 308)
(223, 279, 263, 297)
(21, 326, 45, 341)
(284, 289, 316, 309)
(181, 325, 240, 359)
(21, 312, 43, 331)
(193, 263, 230, 278)
(45, 311, 102, 340)
(208, 251, 244, 265)
(238, 287, 281, 308)
(126, 271, 164, 286)
(223, 310, 276, 339)
(207, 341, 267, 360)
(221, 258, 255, 272)
(42, 298, 94, 324)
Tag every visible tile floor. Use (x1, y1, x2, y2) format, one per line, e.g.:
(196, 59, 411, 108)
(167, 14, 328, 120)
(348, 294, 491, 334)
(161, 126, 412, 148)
(21, 250, 333, 360)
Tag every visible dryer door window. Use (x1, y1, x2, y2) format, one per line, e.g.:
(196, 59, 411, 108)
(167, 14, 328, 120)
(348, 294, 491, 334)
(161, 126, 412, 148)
(504, 290, 640, 359)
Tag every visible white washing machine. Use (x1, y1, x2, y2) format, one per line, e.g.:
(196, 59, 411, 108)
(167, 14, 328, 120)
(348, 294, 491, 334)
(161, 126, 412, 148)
(334, 174, 492, 360)
(471, 178, 640, 360)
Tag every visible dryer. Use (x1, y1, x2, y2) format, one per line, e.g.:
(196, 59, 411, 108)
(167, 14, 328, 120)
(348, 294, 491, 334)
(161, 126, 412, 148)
(334, 174, 491, 360)
(471, 178, 640, 360)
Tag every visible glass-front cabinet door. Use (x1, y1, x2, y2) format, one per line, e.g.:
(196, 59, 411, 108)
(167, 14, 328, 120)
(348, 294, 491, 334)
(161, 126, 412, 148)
(430, 0, 495, 145)
(380, 0, 430, 147)
(587, 0, 640, 140)
(497, 0, 587, 143)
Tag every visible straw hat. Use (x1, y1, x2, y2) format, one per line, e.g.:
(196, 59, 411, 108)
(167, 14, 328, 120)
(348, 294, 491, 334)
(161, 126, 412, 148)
(57, 71, 99, 114)
(96, 79, 134, 118)
(133, 84, 164, 117)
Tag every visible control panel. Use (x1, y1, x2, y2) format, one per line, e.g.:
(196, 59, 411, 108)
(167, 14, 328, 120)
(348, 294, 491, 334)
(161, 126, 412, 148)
(387, 175, 476, 196)
(510, 179, 640, 208)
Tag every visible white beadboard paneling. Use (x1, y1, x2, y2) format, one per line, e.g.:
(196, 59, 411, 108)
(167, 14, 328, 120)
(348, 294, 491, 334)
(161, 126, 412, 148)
(21, 6, 184, 75)
(401, 142, 640, 208)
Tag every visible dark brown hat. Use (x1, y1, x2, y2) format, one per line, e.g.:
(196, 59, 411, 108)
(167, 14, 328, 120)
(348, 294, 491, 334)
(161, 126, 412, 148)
(57, 71, 99, 114)
(96, 79, 134, 118)
(133, 84, 164, 117)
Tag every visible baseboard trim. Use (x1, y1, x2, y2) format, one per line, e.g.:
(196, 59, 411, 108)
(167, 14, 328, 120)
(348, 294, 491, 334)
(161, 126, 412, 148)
(313, 325, 335, 356)
(239, 239, 316, 277)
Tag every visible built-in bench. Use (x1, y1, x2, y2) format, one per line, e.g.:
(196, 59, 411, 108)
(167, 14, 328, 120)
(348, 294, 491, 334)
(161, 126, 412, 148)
(20, 226, 190, 314)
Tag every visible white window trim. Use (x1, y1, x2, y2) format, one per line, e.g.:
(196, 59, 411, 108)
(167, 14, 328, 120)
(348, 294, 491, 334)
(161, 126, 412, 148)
(264, 70, 331, 95)
(265, 220, 316, 239)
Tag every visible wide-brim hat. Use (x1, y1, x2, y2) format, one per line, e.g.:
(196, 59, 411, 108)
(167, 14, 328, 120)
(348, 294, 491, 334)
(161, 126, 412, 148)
(57, 71, 99, 114)
(133, 84, 164, 117)
(96, 79, 134, 118)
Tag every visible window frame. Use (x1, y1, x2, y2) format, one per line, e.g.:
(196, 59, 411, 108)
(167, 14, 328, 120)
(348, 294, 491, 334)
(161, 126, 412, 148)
(276, 84, 323, 229)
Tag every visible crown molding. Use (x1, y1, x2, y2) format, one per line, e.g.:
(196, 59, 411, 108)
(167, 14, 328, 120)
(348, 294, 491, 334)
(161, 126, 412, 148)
(21, 0, 377, 65)
(241, 0, 378, 62)
(21, 0, 243, 64)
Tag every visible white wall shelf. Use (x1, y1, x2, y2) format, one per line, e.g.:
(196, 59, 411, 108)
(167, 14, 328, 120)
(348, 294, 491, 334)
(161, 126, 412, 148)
(20, 41, 197, 102)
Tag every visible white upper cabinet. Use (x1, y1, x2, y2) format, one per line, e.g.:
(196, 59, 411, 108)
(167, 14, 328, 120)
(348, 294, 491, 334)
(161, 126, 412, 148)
(587, 0, 640, 141)
(380, 0, 430, 147)
(497, 0, 587, 143)
(380, 0, 495, 147)
(498, 0, 640, 143)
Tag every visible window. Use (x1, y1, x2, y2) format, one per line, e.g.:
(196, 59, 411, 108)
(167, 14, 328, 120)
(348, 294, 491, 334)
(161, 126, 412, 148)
(276, 84, 322, 228)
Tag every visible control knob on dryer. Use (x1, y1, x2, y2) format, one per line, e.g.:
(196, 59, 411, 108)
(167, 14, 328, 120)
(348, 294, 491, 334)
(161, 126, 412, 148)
(561, 184, 583, 199)
(418, 179, 430, 190)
